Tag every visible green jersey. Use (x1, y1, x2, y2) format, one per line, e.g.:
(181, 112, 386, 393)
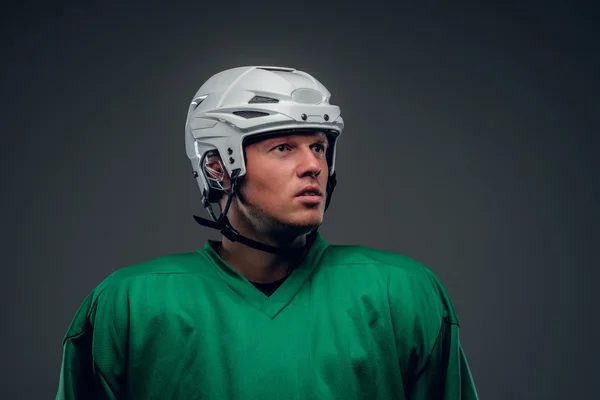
(56, 233, 478, 399)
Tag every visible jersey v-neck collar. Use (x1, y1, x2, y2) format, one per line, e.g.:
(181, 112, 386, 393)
(196, 232, 330, 319)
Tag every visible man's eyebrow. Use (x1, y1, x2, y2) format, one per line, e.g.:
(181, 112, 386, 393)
(313, 135, 330, 146)
(260, 136, 285, 146)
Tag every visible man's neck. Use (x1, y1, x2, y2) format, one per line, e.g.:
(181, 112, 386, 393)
(217, 233, 309, 284)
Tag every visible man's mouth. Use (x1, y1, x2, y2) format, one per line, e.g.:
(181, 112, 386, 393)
(296, 186, 322, 197)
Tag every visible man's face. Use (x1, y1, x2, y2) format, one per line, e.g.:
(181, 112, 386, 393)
(236, 131, 330, 236)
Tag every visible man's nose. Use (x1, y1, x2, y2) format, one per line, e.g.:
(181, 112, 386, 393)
(297, 147, 323, 177)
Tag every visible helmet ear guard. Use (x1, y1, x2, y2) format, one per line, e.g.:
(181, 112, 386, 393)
(203, 151, 231, 193)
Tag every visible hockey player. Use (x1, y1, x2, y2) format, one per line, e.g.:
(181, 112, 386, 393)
(56, 66, 479, 399)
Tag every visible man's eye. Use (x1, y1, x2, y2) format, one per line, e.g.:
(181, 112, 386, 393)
(275, 144, 288, 152)
(313, 144, 325, 152)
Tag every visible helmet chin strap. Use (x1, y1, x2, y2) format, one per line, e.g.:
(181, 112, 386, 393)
(193, 169, 336, 256)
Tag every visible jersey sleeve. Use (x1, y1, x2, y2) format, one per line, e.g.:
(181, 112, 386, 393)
(56, 282, 129, 400)
(408, 320, 479, 400)
(388, 259, 479, 399)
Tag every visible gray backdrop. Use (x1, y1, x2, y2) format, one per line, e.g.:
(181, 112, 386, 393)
(2, 1, 598, 399)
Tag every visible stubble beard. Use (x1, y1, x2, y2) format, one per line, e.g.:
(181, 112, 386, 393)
(235, 188, 322, 242)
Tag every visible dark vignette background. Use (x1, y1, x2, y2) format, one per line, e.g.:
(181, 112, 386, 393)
(2, 1, 598, 398)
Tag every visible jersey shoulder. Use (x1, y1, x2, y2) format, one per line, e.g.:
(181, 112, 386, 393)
(95, 251, 209, 293)
(62, 251, 210, 341)
(322, 243, 459, 324)
(80, 251, 211, 309)
(322, 242, 432, 275)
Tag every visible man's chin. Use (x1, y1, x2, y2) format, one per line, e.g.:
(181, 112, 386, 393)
(278, 216, 323, 236)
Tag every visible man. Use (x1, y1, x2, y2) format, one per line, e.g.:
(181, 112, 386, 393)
(56, 66, 479, 399)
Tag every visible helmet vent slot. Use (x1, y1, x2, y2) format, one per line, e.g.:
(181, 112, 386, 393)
(256, 66, 295, 72)
(249, 96, 279, 104)
(232, 111, 270, 119)
(191, 95, 207, 110)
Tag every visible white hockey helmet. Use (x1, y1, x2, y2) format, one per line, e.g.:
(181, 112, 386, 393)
(184, 66, 344, 210)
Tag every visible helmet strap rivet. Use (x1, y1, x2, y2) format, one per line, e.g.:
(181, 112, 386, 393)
(227, 148, 233, 155)
(301, 113, 307, 121)
(324, 114, 329, 121)
(229, 157, 235, 164)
